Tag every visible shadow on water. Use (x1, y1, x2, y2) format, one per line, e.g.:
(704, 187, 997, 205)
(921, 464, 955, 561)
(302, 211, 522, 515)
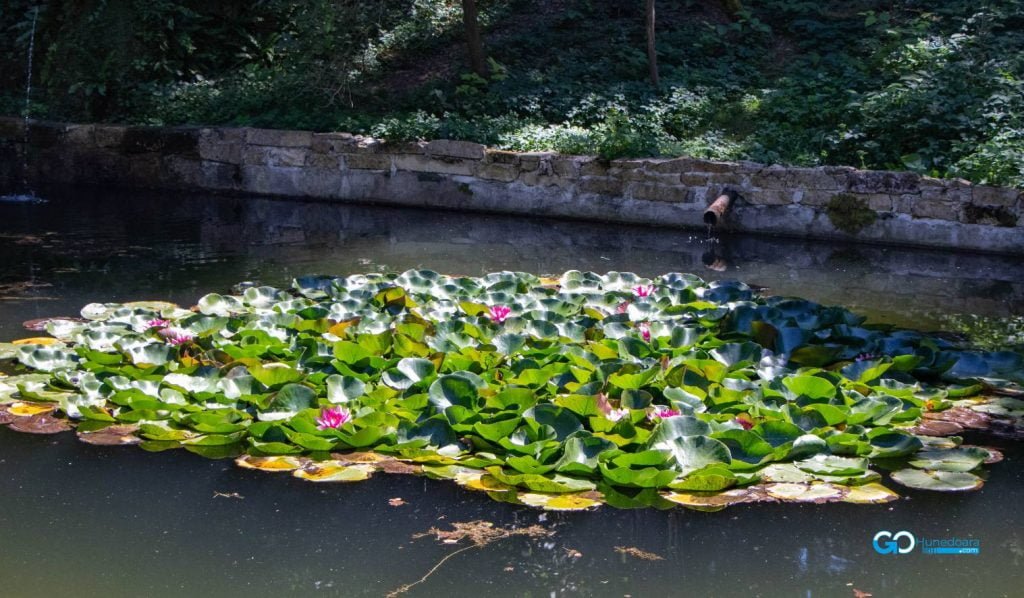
(0, 186, 1022, 596)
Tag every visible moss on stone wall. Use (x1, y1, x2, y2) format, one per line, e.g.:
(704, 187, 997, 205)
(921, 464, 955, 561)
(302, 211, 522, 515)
(826, 194, 877, 234)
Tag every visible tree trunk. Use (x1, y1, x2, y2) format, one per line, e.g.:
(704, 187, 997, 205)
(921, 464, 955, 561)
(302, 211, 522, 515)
(646, 0, 658, 87)
(462, 0, 487, 76)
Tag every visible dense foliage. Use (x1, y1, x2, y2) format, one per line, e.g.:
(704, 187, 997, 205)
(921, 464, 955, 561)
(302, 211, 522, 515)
(2, 270, 1022, 510)
(2, 1, 1023, 186)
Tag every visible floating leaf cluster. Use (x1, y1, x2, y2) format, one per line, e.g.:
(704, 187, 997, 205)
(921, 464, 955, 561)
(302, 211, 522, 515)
(1, 270, 1022, 511)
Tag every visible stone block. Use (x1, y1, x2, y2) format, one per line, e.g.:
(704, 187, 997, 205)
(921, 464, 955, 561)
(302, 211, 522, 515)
(518, 171, 573, 189)
(579, 176, 624, 196)
(199, 141, 243, 165)
(631, 183, 692, 203)
(121, 127, 199, 156)
(379, 140, 426, 155)
(746, 189, 795, 206)
(393, 154, 475, 176)
(789, 167, 845, 190)
(345, 153, 393, 170)
(972, 185, 1019, 208)
(64, 124, 95, 146)
(579, 158, 609, 176)
(607, 167, 648, 182)
(551, 156, 583, 178)
(609, 158, 650, 170)
(912, 200, 959, 221)
(799, 189, 840, 207)
(311, 132, 357, 154)
(307, 152, 341, 170)
(680, 173, 710, 187)
(247, 128, 312, 148)
(476, 162, 518, 182)
(485, 149, 520, 165)
(858, 193, 893, 212)
(519, 152, 555, 172)
(847, 170, 920, 194)
(748, 165, 792, 189)
(267, 147, 308, 168)
(706, 172, 748, 187)
(425, 139, 485, 160)
(893, 194, 917, 214)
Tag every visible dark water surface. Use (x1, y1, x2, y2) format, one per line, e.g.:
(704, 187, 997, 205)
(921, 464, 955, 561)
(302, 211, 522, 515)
(1, 188, 1022, 597)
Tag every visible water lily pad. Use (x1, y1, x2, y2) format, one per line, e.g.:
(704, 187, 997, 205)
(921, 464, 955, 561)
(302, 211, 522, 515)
(842, 483, 900, 504)
(517, 492, 603, 511)
(78, 424, 142, 446)
(293, 462, 374, 482)
(6, 402, 57, 416)
(234, 455, 308, 472)
(765, 482, 845, 503)
(794, 455, 869, 477)
(460, 473, 514, 492)
(4, 268, 1023, 511)
(758, 463, 816, 484)
(890, 469, 984, 492)
(908, 447, 990, 472)
(9, 414, 72, 434)
(11, 337, 63, 346)
(663, 487, 766, 508)
(907, 419, 964, 436)
(0, 405, 16, 425)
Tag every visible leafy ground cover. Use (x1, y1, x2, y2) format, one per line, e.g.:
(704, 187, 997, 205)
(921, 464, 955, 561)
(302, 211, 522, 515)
(3, 1, 1023, 186)
(1, 270, 1022, 511)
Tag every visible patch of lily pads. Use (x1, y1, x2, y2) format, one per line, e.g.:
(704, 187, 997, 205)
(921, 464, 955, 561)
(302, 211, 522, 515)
(1, 270, 1022, 511)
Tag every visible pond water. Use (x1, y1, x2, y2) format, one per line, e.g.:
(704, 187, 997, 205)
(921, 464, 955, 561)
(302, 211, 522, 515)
(1, 187, 1022, 597)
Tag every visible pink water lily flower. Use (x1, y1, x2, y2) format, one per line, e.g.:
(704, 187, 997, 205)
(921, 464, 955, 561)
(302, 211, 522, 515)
(146, 318, 170, 329)
(158, 327, 195, 346)
(595, 392, 629, 422)
(633, 284, 656, 298)
(616, 301, 631, 314)
(648, 406, 681, 420)
(855, 352, 879, 362)
(638, 322, 651, 342)
(488, 305, 511, 324)
(316, 406, 351, 430)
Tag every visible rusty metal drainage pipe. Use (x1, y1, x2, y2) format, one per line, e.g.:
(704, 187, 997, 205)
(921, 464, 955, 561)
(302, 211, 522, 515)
(703, 190, 736, 228)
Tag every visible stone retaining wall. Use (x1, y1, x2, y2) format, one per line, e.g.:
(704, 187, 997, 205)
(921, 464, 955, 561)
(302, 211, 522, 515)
(1, 117, 1021, 254)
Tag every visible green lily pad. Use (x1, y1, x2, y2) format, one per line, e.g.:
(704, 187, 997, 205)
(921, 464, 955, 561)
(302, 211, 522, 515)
(907, 447, 990, 472)
(890, 469, 984, 492)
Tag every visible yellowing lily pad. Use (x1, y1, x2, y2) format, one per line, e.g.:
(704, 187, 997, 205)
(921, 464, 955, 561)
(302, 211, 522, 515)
(234, 455, 308, 472)
(330, 451, 394, 464)
(842, 483, 900, 504)
(293, 462, 374, 482)
(463, 474, 513, 492)
(11, 337, 62, 346)
(663, 487, 766, 508)
(518, 492, 603, 511)
(765, 483, 845, 503)
(7, 402, 57, 416)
